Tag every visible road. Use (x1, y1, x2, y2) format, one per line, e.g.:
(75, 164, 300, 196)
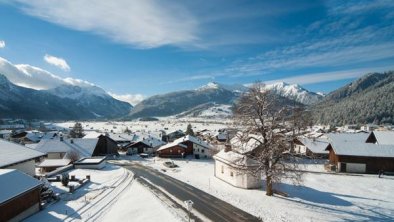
(124, 163, 261, 222)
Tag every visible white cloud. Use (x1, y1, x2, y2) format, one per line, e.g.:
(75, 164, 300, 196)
(108, 92, 145, 106)
(0, 56, 89, 89)
(15, 0, 198, 48)
(44, 54, 70, 71)
(0, 40, 5, 48)
(263, 66, 394, 85)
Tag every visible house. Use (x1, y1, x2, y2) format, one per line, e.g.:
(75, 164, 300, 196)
(0, 169, 43, 222)
(366, 131, 394, 145)
(326, 142, 394, 173)
(157, 135, 213, 158)
(162, 130, 185, 142)
(0, 139, 46, 176)
(360, 124, 379, 132)
(126, 136, 165, 154)
(213, 149, 261, 189)
(84, 132, 135, 148)
(293, 137, 329, 157)
(36, 159, 72, 173)
(0, 130, 12, 140)
(33, 135, 118, 160)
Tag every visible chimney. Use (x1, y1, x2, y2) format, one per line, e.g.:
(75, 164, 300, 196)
(60, 135, 63, 142)
(70, 139, 74, 144)
(224, 144, 232, 152)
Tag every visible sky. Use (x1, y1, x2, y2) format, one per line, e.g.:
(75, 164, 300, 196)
(0, 0, 393, 105)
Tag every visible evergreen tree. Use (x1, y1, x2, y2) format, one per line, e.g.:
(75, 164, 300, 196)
(69, 122, 84, 138)
(185, 123, 195, 136)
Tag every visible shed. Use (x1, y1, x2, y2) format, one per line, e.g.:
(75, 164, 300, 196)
(74, 157, 106, 169)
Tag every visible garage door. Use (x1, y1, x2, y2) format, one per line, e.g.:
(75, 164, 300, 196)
(346, 163, 366, 173)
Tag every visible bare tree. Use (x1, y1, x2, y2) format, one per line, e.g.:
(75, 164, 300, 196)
(233, 83, 308, 196)
(67, 150, 80, 163)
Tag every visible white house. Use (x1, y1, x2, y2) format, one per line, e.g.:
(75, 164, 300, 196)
(213, 149, 261, 189)
(0, 139, 46, 176)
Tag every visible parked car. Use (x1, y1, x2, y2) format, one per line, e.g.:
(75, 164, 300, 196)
(163, 161, 177, 168)
(139, 153, 149, 158)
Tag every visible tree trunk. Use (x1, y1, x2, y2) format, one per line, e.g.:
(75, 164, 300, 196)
(266, 175, 273, 196)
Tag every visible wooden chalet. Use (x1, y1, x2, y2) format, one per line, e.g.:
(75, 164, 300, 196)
(0, 169, 43, 222)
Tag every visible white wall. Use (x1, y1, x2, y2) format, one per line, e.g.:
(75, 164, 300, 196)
(214, 160, 261, 189)
(47, 152, 65, 159)
(5, 159, 36, 176)
(193, 144, 211, 158)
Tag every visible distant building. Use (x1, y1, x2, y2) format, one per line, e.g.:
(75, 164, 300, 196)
(162, 130, 185, 142)
(293, 137, 329, 157)
(0, 169, 43, 222)
(126, 136, 165, 154)
(157, 135, 213, 158)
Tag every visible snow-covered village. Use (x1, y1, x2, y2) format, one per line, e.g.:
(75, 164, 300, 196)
(1, 1, 394, 222)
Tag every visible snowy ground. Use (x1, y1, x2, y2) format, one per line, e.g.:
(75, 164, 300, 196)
(26, 164, 180, 222)
(128, 156, 394, 222)
(54, 117, 231, 137)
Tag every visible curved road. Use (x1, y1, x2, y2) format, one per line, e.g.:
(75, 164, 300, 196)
(124, 163, 261, 222)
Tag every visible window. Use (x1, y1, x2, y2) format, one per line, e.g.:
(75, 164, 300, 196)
(202, 149, 205, 153)
(170, 149, 172, 153)
(230, 172, 234, 177)
(178, 150, 181, 153)
(221, 165, 224, 174)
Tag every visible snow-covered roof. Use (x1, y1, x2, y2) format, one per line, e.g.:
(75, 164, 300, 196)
(106, 133, 135, 142)
(173, 135, 213, 149)
(328, 142, 394, 158)
(214, 150, 259, 167)
(230, 133, 264, 154)
(157, 142, 187, 151)
(140, 136, 166, 148)
(33, 138, 98, 158)
(326, 133, 369, 144)
(297, 137, 329, 154)
(0, 139, 46, 168)
(75, 156, 106, 164)
(83, 131, 103, 139)
(0, 169, 42, 204)
(37, 159, 71, 168)
(372, 131, 394, 145)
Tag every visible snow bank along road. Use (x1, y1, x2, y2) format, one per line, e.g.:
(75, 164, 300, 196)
(123, 163, 261, 222)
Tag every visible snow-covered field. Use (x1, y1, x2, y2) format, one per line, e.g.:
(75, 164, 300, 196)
(133, 157, 394, 222)
(54, 117, 231, 138)
(26, 164, 180, 222)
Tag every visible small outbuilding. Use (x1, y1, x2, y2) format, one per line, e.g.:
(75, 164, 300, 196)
(74, 157, 106, 169)
(213, 149, 261, 189)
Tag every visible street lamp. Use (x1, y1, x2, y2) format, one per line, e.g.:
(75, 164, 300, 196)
(184, 200, 194, 222)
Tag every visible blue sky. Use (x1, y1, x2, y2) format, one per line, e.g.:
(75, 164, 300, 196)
(0, 0, 393, 104)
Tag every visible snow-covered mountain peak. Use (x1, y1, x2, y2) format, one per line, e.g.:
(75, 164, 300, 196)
(197, 82, 248, 93)
(264, 81, 323, 105)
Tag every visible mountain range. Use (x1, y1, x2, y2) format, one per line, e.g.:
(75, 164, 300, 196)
(312, 71, 394, 125)
(1, 68, 393, 125)
(0, 74, 132, 120)
(126, 82, 319, 119)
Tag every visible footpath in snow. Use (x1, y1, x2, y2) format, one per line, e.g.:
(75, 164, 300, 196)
(25, 164, 181, 222)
